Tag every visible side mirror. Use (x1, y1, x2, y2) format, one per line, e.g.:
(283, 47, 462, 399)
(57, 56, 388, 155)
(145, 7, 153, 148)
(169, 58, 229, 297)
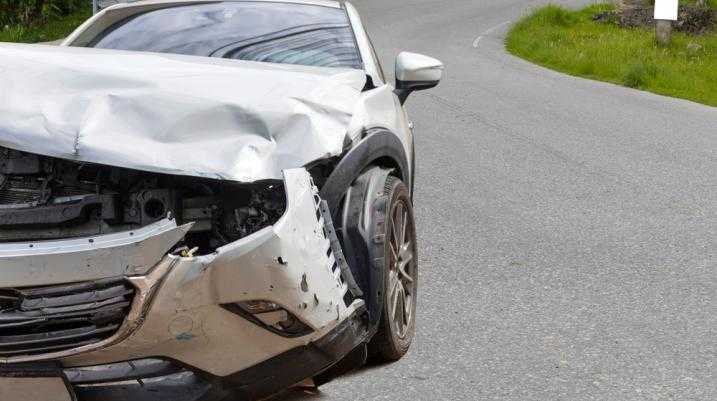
(395, 52, 444, 104)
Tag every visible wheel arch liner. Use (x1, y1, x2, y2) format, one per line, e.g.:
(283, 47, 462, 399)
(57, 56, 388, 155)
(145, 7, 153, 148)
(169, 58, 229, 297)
(336, 166, 393, 329)
(319, 128, 410, 215)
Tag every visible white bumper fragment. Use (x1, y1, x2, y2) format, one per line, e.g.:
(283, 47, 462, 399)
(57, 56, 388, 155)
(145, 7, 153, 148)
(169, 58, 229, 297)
(0, 168, 361, 376)
(0, 218, 192, 287)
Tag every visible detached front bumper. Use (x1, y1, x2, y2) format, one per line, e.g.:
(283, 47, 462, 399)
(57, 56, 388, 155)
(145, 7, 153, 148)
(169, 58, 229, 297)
(0, 168, 367, 400)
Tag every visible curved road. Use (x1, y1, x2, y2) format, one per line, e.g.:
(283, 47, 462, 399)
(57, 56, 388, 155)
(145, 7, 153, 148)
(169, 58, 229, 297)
(281, 0, 717, 399)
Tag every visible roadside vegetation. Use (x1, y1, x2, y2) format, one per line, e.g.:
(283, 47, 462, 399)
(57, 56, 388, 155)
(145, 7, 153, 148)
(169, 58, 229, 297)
(505, 3, 717, 107)
(0, 0, 90, 43)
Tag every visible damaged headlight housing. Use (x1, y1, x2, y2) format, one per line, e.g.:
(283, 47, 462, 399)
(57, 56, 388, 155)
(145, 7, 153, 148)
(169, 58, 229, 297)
(223, 301, 313, 338)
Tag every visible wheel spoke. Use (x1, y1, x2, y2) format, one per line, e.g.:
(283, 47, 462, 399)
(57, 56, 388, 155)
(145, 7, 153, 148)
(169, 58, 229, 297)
(398, 261, 414, 283)
(399, 241, 413, 261)
(396, 285, 406, 331)
(389, 273, 401, 320)
(404, 294, 413, 324)
(391, 213, 401, 252)
(389, 241, 399, 263)
(396, 240, 414, 283)
(402, 210, 409, 248)
(395, 203, 405, 247)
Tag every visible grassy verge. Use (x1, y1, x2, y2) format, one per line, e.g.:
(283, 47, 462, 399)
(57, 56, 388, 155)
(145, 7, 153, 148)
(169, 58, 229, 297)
(506, 4, 717, 107)
(0, 4, 91, 43)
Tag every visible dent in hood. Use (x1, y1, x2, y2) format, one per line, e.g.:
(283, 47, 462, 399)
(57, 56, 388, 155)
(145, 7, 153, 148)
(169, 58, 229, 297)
(0, 43, 366, 182)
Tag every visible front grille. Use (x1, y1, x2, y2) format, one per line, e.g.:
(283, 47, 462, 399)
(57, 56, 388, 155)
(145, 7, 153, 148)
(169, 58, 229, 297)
(0, 278, 134, 357)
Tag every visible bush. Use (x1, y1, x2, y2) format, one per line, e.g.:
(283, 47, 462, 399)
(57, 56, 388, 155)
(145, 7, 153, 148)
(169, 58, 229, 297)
(0, 0, 86, 26)
(622, 61, 658, 88)
(535, 5, 579, 27)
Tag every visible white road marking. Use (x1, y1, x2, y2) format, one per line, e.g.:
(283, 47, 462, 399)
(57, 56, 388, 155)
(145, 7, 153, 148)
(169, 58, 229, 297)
(472, 20, 512, 48)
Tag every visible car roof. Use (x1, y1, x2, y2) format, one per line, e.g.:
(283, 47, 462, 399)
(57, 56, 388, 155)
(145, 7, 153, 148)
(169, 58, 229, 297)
(104, 0, 343, 10)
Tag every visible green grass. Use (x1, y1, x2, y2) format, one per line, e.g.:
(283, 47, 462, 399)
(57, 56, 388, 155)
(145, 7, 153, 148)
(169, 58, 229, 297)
(681, 0, 717, 7)
(0, 4, 91, 43)
(506, 4, 717, 107)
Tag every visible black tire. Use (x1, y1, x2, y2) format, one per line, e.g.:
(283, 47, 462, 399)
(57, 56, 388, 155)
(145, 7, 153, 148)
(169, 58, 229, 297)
(368, 176, 418, 362)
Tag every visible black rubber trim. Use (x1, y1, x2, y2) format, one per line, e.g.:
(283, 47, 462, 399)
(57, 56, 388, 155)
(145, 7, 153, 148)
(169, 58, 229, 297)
(336, 167, 392, 331)
(0, 361, 78, 401)
(220, 303, 313, 339)
(207, 307, 369, 401)
(64, 359, 183, 385)
(395, 79, 439, 104)
(319, 200, 363, 299)
(319, 128, 410, 216)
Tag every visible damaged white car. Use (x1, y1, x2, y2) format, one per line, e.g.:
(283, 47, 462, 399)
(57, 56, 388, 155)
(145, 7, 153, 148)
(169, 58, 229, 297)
(0, 1, 443, 400)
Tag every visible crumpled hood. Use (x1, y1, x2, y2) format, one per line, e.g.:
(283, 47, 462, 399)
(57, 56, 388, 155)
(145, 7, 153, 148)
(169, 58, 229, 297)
(0, 43, 366, 182)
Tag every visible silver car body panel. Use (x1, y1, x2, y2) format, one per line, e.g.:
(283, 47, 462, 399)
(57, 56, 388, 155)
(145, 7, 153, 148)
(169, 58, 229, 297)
(0, 43, 365, 182)
(0, 218, 193, 287)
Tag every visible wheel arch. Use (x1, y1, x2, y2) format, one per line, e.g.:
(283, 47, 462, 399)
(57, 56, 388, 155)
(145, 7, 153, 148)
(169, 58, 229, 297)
(317, 128, 411, 333)
(319, 128, 411, 215)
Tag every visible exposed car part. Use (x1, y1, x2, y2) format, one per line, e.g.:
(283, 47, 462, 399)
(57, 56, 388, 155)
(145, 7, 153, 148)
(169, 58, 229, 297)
(328, 166, 419, 360)
(0, 146, 285, 255)
(0, 169, 365, 372)
(319, 199, 363, 300)
(333, 166, 393, 328)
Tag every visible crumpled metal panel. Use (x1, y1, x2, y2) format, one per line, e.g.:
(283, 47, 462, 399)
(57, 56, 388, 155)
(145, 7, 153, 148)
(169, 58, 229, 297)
(61, 169, 363, 376)
(0, 218, 193, 287)
(0, 43, 365, 182)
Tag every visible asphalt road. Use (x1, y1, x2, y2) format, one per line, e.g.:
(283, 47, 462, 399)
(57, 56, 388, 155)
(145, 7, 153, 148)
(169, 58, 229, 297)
(278, 0, 717, 400)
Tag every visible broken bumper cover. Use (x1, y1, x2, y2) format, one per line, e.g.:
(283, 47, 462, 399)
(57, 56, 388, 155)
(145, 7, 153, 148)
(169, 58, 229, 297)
(0, 168, 367, 399)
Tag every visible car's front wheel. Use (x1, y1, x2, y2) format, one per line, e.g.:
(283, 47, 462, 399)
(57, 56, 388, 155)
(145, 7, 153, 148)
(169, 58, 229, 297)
(369, 176, 418, 361)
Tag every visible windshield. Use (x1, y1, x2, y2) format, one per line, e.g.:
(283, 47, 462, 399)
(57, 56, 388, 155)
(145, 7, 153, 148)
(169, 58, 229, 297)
(88, 2, 363, 69)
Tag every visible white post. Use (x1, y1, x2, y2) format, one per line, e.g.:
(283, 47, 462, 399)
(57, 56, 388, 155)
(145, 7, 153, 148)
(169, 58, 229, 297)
(92, 0, 99, 14)
(654, 0, 678, 45)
